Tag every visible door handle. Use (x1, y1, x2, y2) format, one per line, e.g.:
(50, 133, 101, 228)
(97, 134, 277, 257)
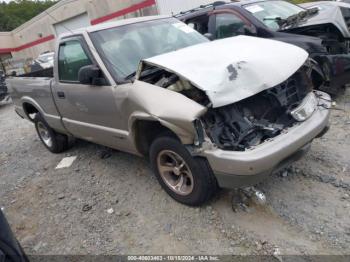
(57, 91, 65, 99)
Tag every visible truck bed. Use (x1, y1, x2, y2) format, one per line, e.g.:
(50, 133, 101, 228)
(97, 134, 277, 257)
(18, 67, 53, 78)
(6, 76, 64, 132)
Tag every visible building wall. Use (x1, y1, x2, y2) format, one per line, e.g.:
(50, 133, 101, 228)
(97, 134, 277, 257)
(11, 0, 90, 60)
(88, 0, 157, 24)
(0, 32, 14, 50)
(155, 0, 216, 15)
(0, 32, 14, 72)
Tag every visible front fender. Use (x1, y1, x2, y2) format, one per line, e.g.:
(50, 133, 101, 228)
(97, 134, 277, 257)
(126, 81, 207, 145)
(128, 111, 197, 145)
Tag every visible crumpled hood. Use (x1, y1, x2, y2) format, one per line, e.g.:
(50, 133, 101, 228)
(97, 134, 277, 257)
(142, 36, 308, 108)
(299, 2, 350, 38)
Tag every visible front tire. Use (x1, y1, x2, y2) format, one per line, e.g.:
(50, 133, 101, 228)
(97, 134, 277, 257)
(34, 113, 68, 153)
(149, 136, 218, 206)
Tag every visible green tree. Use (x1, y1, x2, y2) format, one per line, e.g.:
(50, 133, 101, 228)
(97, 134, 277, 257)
(0, 0, 58, 31)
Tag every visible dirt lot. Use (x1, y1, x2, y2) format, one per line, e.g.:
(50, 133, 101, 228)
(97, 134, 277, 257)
(0, 90, 349, 256)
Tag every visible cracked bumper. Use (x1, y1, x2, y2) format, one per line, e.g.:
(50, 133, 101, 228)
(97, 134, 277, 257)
(201, 91, 331, 189)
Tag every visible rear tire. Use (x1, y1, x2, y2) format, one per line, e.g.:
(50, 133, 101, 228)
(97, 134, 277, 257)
(149, 136, 218, 206)
(34, 113, 68, 153)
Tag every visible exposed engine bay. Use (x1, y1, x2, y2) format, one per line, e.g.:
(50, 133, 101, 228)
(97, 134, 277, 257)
(202, 68, 312, 151)
(286, 24, 350, 55)
(138, 64, 210, 106)
(139, 64, 313, 151)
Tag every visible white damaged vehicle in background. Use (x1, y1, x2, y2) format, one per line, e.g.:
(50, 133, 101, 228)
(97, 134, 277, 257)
(8, 17, 331, 206)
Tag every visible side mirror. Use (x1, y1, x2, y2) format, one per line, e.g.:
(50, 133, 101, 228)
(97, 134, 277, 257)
(204, 33, 214, 41)
(78, 65, 106, 86)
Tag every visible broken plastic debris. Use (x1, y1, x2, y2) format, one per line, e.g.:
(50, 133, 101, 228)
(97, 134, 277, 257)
(107, 208, 114, 214)
(82, 204, 92, 212)
(55, 156, 77, 169)
(281, 170, 288, 177)
(253, 190, 267, 206)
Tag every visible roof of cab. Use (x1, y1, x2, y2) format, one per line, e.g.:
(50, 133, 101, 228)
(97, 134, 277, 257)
(58, 15, 171, 39)
(175, 0, 276, 17)
(302, 0, 350, 9)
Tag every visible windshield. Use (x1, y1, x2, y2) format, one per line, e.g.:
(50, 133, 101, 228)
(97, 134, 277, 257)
(90, 18, 208, 81)
(244, 1, 305, 30)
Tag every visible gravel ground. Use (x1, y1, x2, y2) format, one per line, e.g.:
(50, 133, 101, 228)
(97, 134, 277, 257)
(0, 90, 349, 256)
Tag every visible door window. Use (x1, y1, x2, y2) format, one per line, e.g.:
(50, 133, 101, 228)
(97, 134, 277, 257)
(215, 13, 246, 39)
(58, 40, 92, 82)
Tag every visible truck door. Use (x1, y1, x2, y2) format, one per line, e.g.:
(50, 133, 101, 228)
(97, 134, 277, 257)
(52, 36, 128, 149)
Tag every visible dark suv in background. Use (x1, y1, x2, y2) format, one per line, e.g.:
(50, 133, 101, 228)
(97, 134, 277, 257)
(0, 70, 9, 104)
(177, 0, 350, 94)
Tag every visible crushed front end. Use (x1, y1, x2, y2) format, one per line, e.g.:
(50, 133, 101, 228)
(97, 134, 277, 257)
(196, 64, 331, 189)
(137, 36, 331, 189)
(201, 64, 314, 151)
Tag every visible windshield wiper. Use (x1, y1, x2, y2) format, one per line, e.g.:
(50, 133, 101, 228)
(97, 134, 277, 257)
(278, 8, 319, 29)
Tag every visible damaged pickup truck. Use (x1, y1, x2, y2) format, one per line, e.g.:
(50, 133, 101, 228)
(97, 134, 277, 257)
(7, 16, 331, 206)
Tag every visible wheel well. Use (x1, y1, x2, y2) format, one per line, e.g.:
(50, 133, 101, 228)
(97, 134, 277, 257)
(23, 102, 39, 121)
(311, 69, 325, 89)
(134, 120, 179, 157)
(309, 59, 326, 89)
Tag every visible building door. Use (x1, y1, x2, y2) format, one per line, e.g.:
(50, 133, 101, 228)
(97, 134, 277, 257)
(53, 13, 90, 37)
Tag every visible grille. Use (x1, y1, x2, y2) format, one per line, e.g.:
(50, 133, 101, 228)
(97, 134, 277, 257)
(266, 67, 311, 109)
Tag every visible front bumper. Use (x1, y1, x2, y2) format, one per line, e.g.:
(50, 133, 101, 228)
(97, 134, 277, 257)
(201, 91, 331, 189)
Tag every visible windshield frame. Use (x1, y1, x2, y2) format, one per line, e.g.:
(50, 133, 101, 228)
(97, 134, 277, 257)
(89, 17, 208, 84)
(243, 0, 306, 31)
